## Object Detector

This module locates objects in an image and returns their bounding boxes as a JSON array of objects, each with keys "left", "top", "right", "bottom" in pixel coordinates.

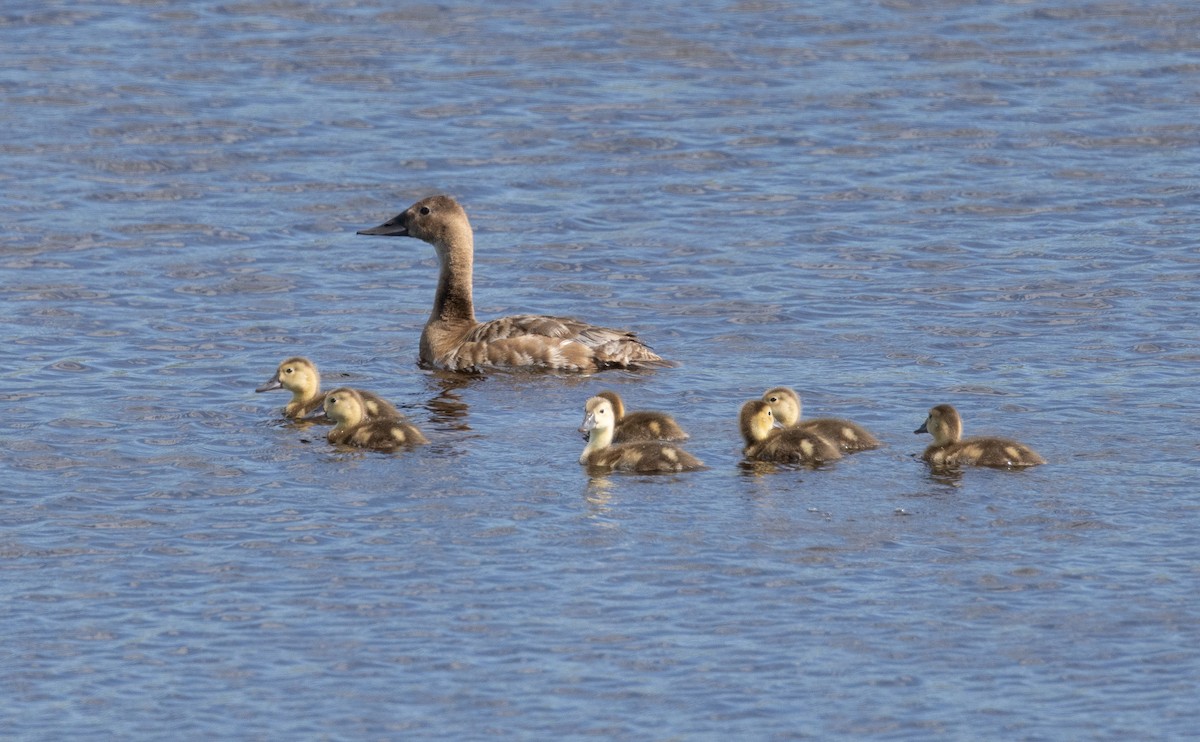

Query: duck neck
[
  {"left": 431, "top": 230, "right": 477, "bottom": 325},
  {"left": 580, "top": 425, "right": 615, "bottom": 464}
]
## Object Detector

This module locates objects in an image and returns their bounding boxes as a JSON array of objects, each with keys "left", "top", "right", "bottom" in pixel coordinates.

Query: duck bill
[
  {"left": 255, "top": 376, "right": 283, "bottom": 393},
  {"left": 357, "top": 214, "right": 408, "bottom": 236},
  {"left": 914, "top": 420, "right": 929, "bottom": 434}
]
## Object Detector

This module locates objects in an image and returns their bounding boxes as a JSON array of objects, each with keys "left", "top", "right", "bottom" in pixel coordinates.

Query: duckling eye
[
  {"left": 284, "top": 367, "right": 293, "bottom": 375},
  {"left": 419, "top": 206, "right": 431, "bottom": 215},
  {"left": 769, "top": 396, "right": 778, "bottom": 403}
]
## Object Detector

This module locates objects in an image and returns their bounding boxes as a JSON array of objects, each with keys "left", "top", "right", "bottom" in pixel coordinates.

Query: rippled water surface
[{"left": 3, "top": 1, "right": 1199, "bottom": 738}]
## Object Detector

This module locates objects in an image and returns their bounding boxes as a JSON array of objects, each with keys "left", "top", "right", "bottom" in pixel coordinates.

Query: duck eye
[
  {"left": 284, "top": 368, "right": 293, "bottom": 374},
  {"left": 419, "top": 206, "right": 431, "bottom": 215},
  {"left": 769, "top": 396, "right": 778, "bottom": 403}
]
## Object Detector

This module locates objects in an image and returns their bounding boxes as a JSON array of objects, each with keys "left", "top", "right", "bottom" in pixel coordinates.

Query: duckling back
[
  {"left": 745, "top": 428, "right": 842, "bottom": 466},
  {"left": 583, "top": 442, "right": 703, "bottom": 474},
  {"left": 596, "top": 390, "right": 690, "bottom": 443},
  {"left": 923, "top": 437, "right": 1045, "bottom": 469},
  {"left": 329, "top": 418, "right": 428, "bottom": 451},
  {"left": 797, "top": 418, "right": 880, "bottom": 453}
]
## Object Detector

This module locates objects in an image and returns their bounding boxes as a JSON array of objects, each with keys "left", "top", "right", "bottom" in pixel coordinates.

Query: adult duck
[{"left": 358, "top": 195, "right": 666, "bottom": 373}]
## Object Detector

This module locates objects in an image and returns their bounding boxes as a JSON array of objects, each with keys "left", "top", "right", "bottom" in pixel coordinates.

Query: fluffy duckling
[
  {"left": 358, "top": 195, "right": 666, "bottom": 373},
  {"left": 915, "top": 404, "right": 1045, "bottom": 468},
  {"left": 592, "top": 390, "right": 689, "bottom": 443},
  {"left": 761, "top": 386, "right": 880, "bottom": 453},
  {"left": 324, "top": 387, "right": 427, "bottom": 451},
  {"left": 579, "top": 396, "right": 703, "bottom": 474},
  {"left": 739, "top": 400, "right": 842, "bottom": 466},
  {"left": 256, "top": 357, "right": 401, "bottom": 420}
]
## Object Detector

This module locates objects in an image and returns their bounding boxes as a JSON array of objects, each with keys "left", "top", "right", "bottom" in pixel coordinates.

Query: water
[{"left": 3, "top": 0, "right": 1199, "bottom": 738}]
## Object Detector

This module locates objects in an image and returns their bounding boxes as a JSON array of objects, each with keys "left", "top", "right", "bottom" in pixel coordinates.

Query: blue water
[{"left": 3, "top": 1, "right": 1199, "bottom": 738}]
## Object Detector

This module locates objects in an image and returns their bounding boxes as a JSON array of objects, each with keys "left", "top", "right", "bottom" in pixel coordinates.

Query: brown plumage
[
  {"left": 323, "top": 387, "right": 427, "bottom": 451},
  {"left": 578, "top": 396, "right": 703, "bottom": 474},
  {"left": 739, "top": 400, "right": 841, "bottom": 466},
  {"left": 761, "top": 386, "right": 879, "bottom": 453},
  {"left": 915, "top": 404, "right": 1045, "bottom": 468},
  {"left": 358, "top": 195, "right": 667, "bottom": 373},
  {"left": 256, "top": 356, "right": 402, "bottom": 421},
  {"left": 591, "top": 390, "right": 689, "bottom": 443}
]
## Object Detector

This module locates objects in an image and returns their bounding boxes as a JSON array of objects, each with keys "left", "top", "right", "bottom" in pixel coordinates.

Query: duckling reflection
[{"left": 915, "top": 404, "right": 1045, "bottom": 469}]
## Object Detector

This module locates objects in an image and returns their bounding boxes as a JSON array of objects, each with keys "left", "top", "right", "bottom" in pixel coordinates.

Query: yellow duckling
[
  {"left": 256, "top": 357, "right": 401, "bottom": 420},
  {"left": 915, "top": 404, "right": 1045, "bottom": 468},
  {"left": 761, "top": 386, "right": 880, "bottom": 453},
  {"left": 592, "top": 390, "right": 689, "bottom": 443},
  {"left": 358, "top": 195, "right": 667, "bottom": 373},
  {"left": 739, "top": 400, "right": 842, "bottom": 466},
  {"left": 324, "top": 387, "right": 428, "bottom": 451},
  {"left": 579, "top": 396, "right": 703, "bottom": 474}
]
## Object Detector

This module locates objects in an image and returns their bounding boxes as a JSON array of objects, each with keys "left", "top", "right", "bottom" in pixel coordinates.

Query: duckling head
[
  {"left": 594, "top": 390, "right": 626, "bottom": 421},
  {"left": 257, "top": 357, "right": 319, "bottom": 398},
  {"left": 324, "top": 387, "right": 367, "bottom": 428},
  {"left": 357, "top": 195, "right": 470, "bottom": 250},
  {"left": 761, "top": 386, "right": 801, "bottom": 427},
  {"left": 739, "top": 400, "right": 779, "bottom": 445},
  {"left": 579, "top": 396, "right": 617, "bottom": 463},
  {"left": 580, "top": 396, "right": 617, "bottom": 435},
  {"left": 915, "top": 404, "right": 963, "bottom": 445}
]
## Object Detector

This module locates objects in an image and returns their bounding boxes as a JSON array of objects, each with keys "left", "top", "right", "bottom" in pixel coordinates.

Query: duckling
[
  {"left": 579, "top": 396, "right": 703, "bottom": 474},
  {"left": 915, "top": 404, "right": 1045, "bottom": 468},
  {"left": 358, "top": 195, "right": 667, "bottom": 373},
  {"left": 256, "top": 357, "right": 401, "bottom": 421},
  {"left": 591, "top": 390, "right": 690, "bottom": 443},
  {"left": 761, "top": 386, "right": 880, "bottom": 453},
  {"left": 324, "top": 387, "right": 427, "bottom": 451},
  {"left": 739, "top": 400, "right": 842, "bottom": 466}
]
